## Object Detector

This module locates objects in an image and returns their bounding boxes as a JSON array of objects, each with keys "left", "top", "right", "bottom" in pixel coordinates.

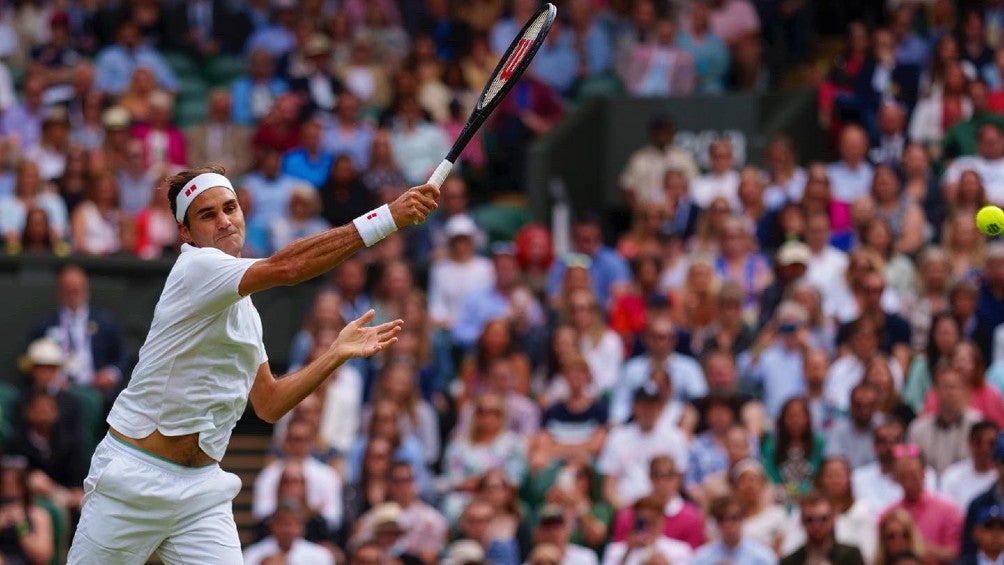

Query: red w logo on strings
[{"left": 501, "top": 38, "right": 532, "bottom": 80}]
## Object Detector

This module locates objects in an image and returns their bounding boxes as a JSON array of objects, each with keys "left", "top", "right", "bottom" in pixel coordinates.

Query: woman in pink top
[{"left": 922, "top": 340, "right": 1004, "bottom": 426}]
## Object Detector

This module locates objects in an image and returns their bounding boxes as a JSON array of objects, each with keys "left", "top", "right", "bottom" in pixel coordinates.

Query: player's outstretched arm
[
  {"left": 249, "top": 310, "right": 402, "bottom": 423},
  {"left": 238, "top": 184, "right": 440, "bottom": 296}
]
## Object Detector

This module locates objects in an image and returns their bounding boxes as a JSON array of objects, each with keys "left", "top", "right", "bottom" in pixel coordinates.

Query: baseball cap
[
  {"left": 444, "top": 214, "right": 479, "bottom": 239},
  {"left": 776, "top": 241, "right": 812, "bottom": 267},
  {"left": 563, "top": 252, "right": 592, "bottom": 270},
  {"left": 442, "top": 540, "right": 485, "bottom": 565},
  {"left": 369, "top": 502, "right": 405, "bottom": 533},
  {"left": 730, "top": 458, "right": 766, "bottom": 482},
  {"left": 978, "top": 505, "right": 1004, "bottom": 526},
  {"left": 23, "top": 338, "right": 64, "bottom": 368},
  {"left": 102, "top": 106, "right": 131, "bottom": 130}
]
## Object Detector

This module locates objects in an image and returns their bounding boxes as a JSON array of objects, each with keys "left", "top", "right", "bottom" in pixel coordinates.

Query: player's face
[{"left": 179, "top": 187, "right": 246, "bottom": 257}]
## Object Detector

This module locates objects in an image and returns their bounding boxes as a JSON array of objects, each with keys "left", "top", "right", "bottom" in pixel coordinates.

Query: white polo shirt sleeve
[{"left": 180, "top": 245, "right": 261, "bottom": 315}]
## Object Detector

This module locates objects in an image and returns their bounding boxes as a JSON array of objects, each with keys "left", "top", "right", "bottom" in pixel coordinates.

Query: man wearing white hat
[
  {"left": 427, "top": 213, "right": 495, "bottom": 329},
  {"left": 67, "top": 164, "right": 439, "bottom": 564}
]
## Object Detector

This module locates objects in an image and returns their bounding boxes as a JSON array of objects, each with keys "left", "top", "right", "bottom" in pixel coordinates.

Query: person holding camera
[
  {"left": 0, "top": 456, "right": 54, "bottom": 565},
  {"left": 600, "top": 495, "right": 693, "bottom": 565}
]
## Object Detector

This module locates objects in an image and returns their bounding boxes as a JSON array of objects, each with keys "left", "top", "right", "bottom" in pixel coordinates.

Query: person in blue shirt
[
  {"left": 231, "top": 48, "right": 290, "bottom": 126},
  {"left": 531, "top": 19, "right": 579, "bottom": 96},
  {"left": 93, "top": 20, "right": 178, "bottom": 96},
  {"left": 546, "top": 213, "right": 631, "bottom": 308},
  {"left": 241, "top": 147, "right": 299, "bottom": 226},
  {"left": 676, "top": 2, "right": 729, "bottom": 95},
  {"left": 693, "top": 496, "right": 778, "bottom": 565},
  {"left": 282, "top": 117, "right": 334, "bottom": 189}
]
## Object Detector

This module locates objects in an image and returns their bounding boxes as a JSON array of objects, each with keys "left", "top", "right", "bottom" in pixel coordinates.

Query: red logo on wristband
[{"left": 366, "top": 212, "right": 377, "bottom": 220}]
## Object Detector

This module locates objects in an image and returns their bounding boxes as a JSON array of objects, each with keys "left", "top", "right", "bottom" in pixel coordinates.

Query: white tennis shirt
[{"left": 108, "top": 243, "right": 267, "bottom": 461}]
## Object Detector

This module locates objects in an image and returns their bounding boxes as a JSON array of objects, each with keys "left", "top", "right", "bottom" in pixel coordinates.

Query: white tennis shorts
[{"left": 67, "top": 433, "right": 244, "bottom": 564}]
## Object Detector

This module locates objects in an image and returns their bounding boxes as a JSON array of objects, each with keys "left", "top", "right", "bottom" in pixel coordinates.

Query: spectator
[
  {"left": 0, "top": 160, "right": 68, "bottom": 247},
  {"left": 980, "top": 242, "right": 1004, "bottom": 339},
  {"left": 692, "top": 138, "right": 741, "bottom": 209},
  {"left": 944, "top": 79, "right": 1004, "bottom": 160},
  {"left": 909, "top": 61, "right": 973, "bottom": 151},
  {"left": 253, "top": 92, "right": 302, "bottom": 152},
  {"left": 363, "top": 360, "right": 440, "bottom": 466},
  {"left": 529, "top": 355, "right": 608, "bottom": 469},
  {"left": 619, "top": 116, "right": 699, "bottom": 212},
  {"left": 457, "top": 498, "right": 519, "bottom": 565},
  {"left": 117, "top": 67, "right": 164, "bottom": 125},
  {"left": 714, "top": 215, "right": 772, "bottom": 315},
  {"left": 25, "top": 106, "right": 70, "bottom": 182},
  {"left": 347, "top": 398, "right": 429, "bottom": 499},
  {"left": 336, "top": 39, "right": 394, "bottom": 110},
  {"left": 114, "top": 139, "right": 160, "bottom": 218},
  {"left": 389, "top": 96, "right": 450, "bottom": 186},
  {"left": 14, "top": 207, "right": 67, "bottom": 256},
  {"left": 288, "top": 34, "right": 344, "bottom": 116},
  {"left": 601, "top": 494, "right": 694, "bottom": 565},
  {"left": 943, "top": 123, "right": 1004, "bottom": 204},
  {"left": 282, "top": 116, "right": 334, "bottom": 189},
  {"left": 93, "top": 20, "right": 178, "bottom": 96},
  {"left": 852, "top": 420, "right": 938, "bottom": 512},
  {"left": 870, "top": 102, "right": 908, "bottom": 167},
  {"left": 864, "top": 357, "right": 916, "bottom": 429},
  {"left": 901, "top": 248, "right": 953, "bottom": 354},
  {"left": 677, "top": 2, "right": 729, "bottom": 95},
  {"left": 69, "top": 172, "right": 126, "bottom": 256},
  {"left": 132, "top": 173, "right": 179, "bottom": 259},
  {"left": 251, "top": 460, "right": 331, "bottom": 545},
  {"left": 827, "top": 124, "right": 873, "bottom": 205},
  {"left": 757, "top": 240, "right": 811, "bottom": 328},
  {"left": 763, "top": 396, "right": 825, "bottom": 499},
  {"left": 610, "top": 315, "right": 706, "bottom": 424},
  {"left": 875, "top": 509, "right": 927, "bottom": 565},
  {"left": 693, "top": 495, "right": 776, "bottom": 565},
  {"left": 1, "top": 73, "right": 45, "bottom": 152},
  {"left": 320, "top": 154, "right": 373, "bottom": 229},
  {"left": 486, "top": 74, "right": 563, "bottom": 191},
  {"left": 729, "top": 458, "right": 788, "bottom": 554},
  {"left": 0, "top": 456, "right": 54, "bottom": 565},
  {"left": 348, "top": 540, "right": 392, "bottom": 565},
  {"left": 242, "top": 146, "right": 298, "bottom": 227},
  {"left": 941, "top": 421, "right": 1000, "bottom": 512},
  {"left": 131, "top": 91, "right": 187, "bottom": 169},
  {"left": 693, "top": 282, "right": 756, "bottom": 358},
  {"left": 456, "top": 320, "right": 533, "bottom": 410},
  {"left": 598, "top": 385, "right": 689, "bottom": 508},
  {"left": 922, "top": 341, "right": 1004, "bottom": 427},
  {"left": 243, "top": 1, "right": 298, "bottom": 59},
  {"left": 531, "top": 504, "right": 600, "bottom": 565},
  {"left": 340, "top": 437, "right": 393, "bottom": 536},
  {"left": 707, "top": 0, "right": 760, "bottom": 47},
  {"left": 360, "top": 129, "right": 407, "bottom": 197},
  {"left": 868, "top": 167, "right": 928, "bottom": 258},
  {"left": 780, "top": 491, "right": 865, "bottom": 565},
  {"left": 243, "top": 500, "right": 334, "bottom": 565},
  {"left": 427, "top": 214, "right": 494, "bottom": 329},
  {"left": 883, "top": 444, "right": 964, "bottom": 563},
  {"left": 163, "top": 0, "right": 251, "bottom": 58},
  {"left": 231, "top": 48, "right": 289, "bottom": 126},
  {"left": 268, "top": 184, "right": 331, "bottom": 255},
  {"left": 385, "top": 461, "right": 448, "bottom": 563},
  {"left": 252, "top": 420, "right": 344, "bottom": 535},
  {"left": 322, "top": 92, "right": 375, "bottom": 171},
  {"left": 30, "top": 264, "right": 126, "bottom": 395},
  {"left": 958, "top": 504, "right": 1004, "bottom": 565},
  {"left": 826, "top": 318, "right": 901, "bottom": 414},
  {"left": 185, "top": 89, "right": 254, "bottom": 177},
  {"left": 738, "top": 300, "right": 810, "bottom": 420},
  {"left": 825, "top": 383, "right": 880, "bottom": 469},
  {"left": 621, "top": 18, "right": 695, "bottom": 98},
  {"left": 809, "top": 457, "right": 877, "bottom": 559},
  {"left": 907, "top": 365, "right": 981, "bottom": 475},
  {"left": 531, "top": 19, "right": 578, "bottom": 97},
  {"left": 611, "top": 456, "right": 704, "bottom": 550}
]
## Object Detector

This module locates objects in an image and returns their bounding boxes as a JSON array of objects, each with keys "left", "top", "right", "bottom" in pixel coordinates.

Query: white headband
[{"left": 175, "top": 172, "right": 235, "bottom": 222}]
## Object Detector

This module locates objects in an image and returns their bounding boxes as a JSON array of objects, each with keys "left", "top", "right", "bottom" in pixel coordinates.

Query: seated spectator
[
  {"left": 384, "top": 461, "right": 448, "bottom": 563},
  {"left": 389, "top": 96, "right": 449, "bottom": 186},
  {"left": 25, "top": 106, "right": 70, "bottom": 182},
  {"left": 864, "top": 357, "right": 916, "bottom": 429},
  {"left": 611, "top": 456, "right": 704, "bottom": 550},
  {"left": 0, "top": 73, "right": 45, "bottom": 152},
  {"left": 347, "top": 539, "right": 392, "bottom": 565},
  {"left": 336, "top": 39, "right": 393, "bottom": 109},
  {"left": 320, "top": 154, "right": 374, "bottom": 229},
  {"left": 70, "top": 172, "right": 126, "bottom": 256},
  {"left": 243, "top": 500, "right": 334, "bottom": 565},
  {"left": 115, "top": 140, "right": 160, "bottom": 219},
  {"left": 883, "top": 444, "right": 964, "bottom": 563},
  {"left": 907, "top": 366, "right": 982, "bottom": 475},
  {"left": 868, "top": 168, "right": 929, "bottom": 260},
  {"left": 714, "top": 215, "right": 772, "bottom": 316},
  {"left": 531, "top": 503, "right": 600, "bottom": 565},
  {"left": 117, "top": 66, "right": 164, "bottom": 125},
  {"left": 693, "top": 495, "right": 776, "bottom": 565},
  {"left": 340, "top": 437, "right": 393, "bottom": 540},
  {"left": 531, "top": 19, "right": 578, "bottom": 97},
  {"left": 282, "top": 116, "right": 334, "bottom": 189},
  {"left": 729, "top": 458, "right": 788, "bottom": 554},
  {"left": 618, "top": 116, "right": 699, "bottom": 213},
  {"left": 456, "top": 497, "right": 519, "bottom": 565},
  {"left": 242, "top": 146, "right": 299, "bottom": 227},
  {"left": 686, "top": 393, "right": 754, "bottom": 500},
  {"left": 289, "top": 34, "right": 344, "bottom": 115},
  {"left": 0, "top": 456, "right": 54, "bottom": 565},
  {"left": 29, "top": 264, "right": 126, "bottom": 396},
  {"left": 826, "top": 321, "right": 901, "bottom": 415},
  {"left": 524, "top": 458, "right": 610, "bottom": 554},
  {"left": 692, "top": 138, "right": 741, "bottom": 210},
  {"left": 456, "top": 322, "right": 533, "bottom": 411},
  {"left": 529, "top": 355, "right": 608, "bottom": 470},
  {"left": 348, "top": 398, "right": 428, "bottom": 497},
  {"left": 621, "top": 18, "right": 695, "bottom": 97},
  {"left": 941, "top": 421, "right": 1000, "bottom": 512},
  {"left": 688, "top": 424, "right": 757, "bottom": 509},
  {"left": 252, "top": 459, "right": 331, "bottom": 545},
  {"left": 870, "top": 101, "right": 908, "bottom": 168},
  {"left": 677, "top": 1, "right": 729, "bottom": 95},
  {"left": 922, "top": 341, "right": 1004, "bottom": 427},
  {"left": 693, "top": 282, "right": 756, "bottom": 359},
  {"left": 943, "top": 79, "right": 1004, "bottom": 161},
  {"left": 231, "top": 48, "right": 289, "bottom": 126},
  {"left": 267, "top": 183, "right": 330, "bottom": 255},
  {"left": 909, "top": 61, "right": 972, "bottom": 152},
  {"left": 781, "top": 491, "right": 865, "bottom": 565},
  {"left": 852, "top": 420, "right": 937, "bottom": 512},
  {"left": 441, "top": 392, "right": 526, "bottom": 520},
  {"left": 738, "top": 301, "right": 810, "bottom": 420},
  {"left": 253, "top": 420, "right": 344, "bottom": 536},
  {"left": 602, "top": 494, "right": 693, "bottom": 565},
  {"left": 900, "top": 248, "right": 953, "bottom": 354},
  {"left": 763, "top": 396, "right": 825, "bottom": 500},
  {"left": 959, "top": 504, "right": 1004, "bottom": 565},
  {"left": 836, "top": 269, "right": 913, "bottom": 375},
  {"left": 611, "top": 316, "right": 706, "bottom": 424},
  {"left": 322, "top": 92, "right": 375, "bottom": 171},
  {"left": 0, "top": 160, "right": 68, "bottom": 248},
  {"left": 130, "top": 91, "right": 187, "bottom": 169},
  {"left": 597, "top": 385, "right": 689, "bottom": 508},
  {"left": 904, "top": 312, "right": 962, "bottom": 412},
  {"left": 805, "top": 457, "right": 877, "bottom": 559},
  {"left": 184, "top": 90, "right": 254, "bottom": 178},
  {"left": 942, "top": 123, "right": 1004, "bottom": 204},
  {"left": 826, "top": 124, "right": 873, "bottom": 205},
  {"left": 13, "top": 207, "right": 67, "bottom": 256},
  {"left": 93, "top": 20, "right": 178, "bottom": 96},
  {"left": 253, "top": 93, "right": 303, "bottom": 153},
  {"left": 825, "top": 383, "right": 879, "bottom": 469},
  {"left": 362, "top": 360, "right": 440, "bottom": 466},
  {"left": 875, "top": 509, "right": 927, "bottom": 565}
]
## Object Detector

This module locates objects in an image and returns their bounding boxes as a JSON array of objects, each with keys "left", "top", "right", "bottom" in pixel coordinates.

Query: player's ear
[{"left": 177, "top": 222, "right": 193, "bottom": 245}]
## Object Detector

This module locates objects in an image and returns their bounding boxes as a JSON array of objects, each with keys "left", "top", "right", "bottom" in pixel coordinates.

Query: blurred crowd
[{"left": 8, "top": 1, "right": 1004, "bottom": 565}]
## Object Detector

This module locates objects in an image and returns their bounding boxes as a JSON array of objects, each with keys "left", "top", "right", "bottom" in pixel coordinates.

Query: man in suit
[
  {"left": 185, "top": 89, "right": 254, "bottom": 177},
  {"left": 781, "top": 491, "right": 865, "bottom": 565},
  {"left": 288, "top": 34, "right": 344, "bottom": 116},
  {"left": 957, "top": 505, "right": 1004, "bottom": 565},
  {"left": 162, "top": 0, "right": 252, "bottom": 57},
  {"left": 29, "top": 264, "right": 127, "bottom": 398}
]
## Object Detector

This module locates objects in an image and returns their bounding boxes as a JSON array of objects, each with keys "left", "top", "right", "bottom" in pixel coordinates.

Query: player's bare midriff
[{"left": 110, "top": 427, "right": 217, "bottom": 467}]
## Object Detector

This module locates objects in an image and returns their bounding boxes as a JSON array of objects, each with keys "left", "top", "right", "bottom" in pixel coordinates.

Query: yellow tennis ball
[{"left": 977, "top": 205, "right": 1004, "bottom": 236}]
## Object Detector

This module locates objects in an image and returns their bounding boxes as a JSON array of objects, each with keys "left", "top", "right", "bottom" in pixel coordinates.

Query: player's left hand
[{"left": 333, "top": 310, "right": 402, "bottom": 360}]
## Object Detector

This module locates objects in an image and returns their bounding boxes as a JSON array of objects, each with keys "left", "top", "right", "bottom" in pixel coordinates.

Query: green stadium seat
[
  {"left": 576, "top": 72, "right": 623, "bottom": 101},
  {"left": 162, "top": 52, "right": 198, "bottom": 78},
  {"left": 0, "top": 379, "right": 18, "bottom": 446},
  {"left": 204, "top": 55, "right": 247, "bottom": 88},
  {"left": 66, "top": 384, "right": 105, "bottom": 464},
  {"left": 470, "top": 201, "right": 532, "bottom": 245},
  {"left": 36, "top": 496, "right": 68, "bottom": 565}
]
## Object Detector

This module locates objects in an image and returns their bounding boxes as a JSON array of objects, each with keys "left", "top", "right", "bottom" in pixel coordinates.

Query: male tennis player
[{"left": 67, "top": 165, "right": 439, "bottom": 563}]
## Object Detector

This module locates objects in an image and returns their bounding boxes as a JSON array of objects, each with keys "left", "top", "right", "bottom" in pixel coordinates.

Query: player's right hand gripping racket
[{"left": 426, "top": 3, "right": 557, "bottom": 189}]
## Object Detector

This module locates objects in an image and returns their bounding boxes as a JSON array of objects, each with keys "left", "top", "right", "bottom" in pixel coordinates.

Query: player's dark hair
[{"left": 166, "top": 164, "right": 228, "bottom": 227}]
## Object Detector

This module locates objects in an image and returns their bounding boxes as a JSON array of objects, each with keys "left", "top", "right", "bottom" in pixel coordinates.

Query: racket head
[{"left": 444, "top": 3, "right": 557, "bottom": 162}]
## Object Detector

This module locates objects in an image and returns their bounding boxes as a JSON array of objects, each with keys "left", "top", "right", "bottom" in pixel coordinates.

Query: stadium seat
[
  {"left": 470, "top": 200, "right": 532, "bottom": 245},
  {"left": 36, "top": 495, "right": 68, "bottom": 565},
  {"left": 204, "top": 55, "right": 247, "bottom": 88}
]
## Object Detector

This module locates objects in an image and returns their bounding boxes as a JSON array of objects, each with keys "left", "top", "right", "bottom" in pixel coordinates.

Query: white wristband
[{"left": 353, "top": 204, "right": 397, "bottom": 247}]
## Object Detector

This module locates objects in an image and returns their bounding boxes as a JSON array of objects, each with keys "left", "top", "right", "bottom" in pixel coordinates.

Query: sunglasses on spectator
[{"left": 802, "top": 514, "right": 830, "bottom": 525}]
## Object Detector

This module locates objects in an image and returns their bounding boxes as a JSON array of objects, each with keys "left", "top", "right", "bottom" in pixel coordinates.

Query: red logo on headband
[{"left": 185, "top": 184, "right": 198, "bottom": 197}]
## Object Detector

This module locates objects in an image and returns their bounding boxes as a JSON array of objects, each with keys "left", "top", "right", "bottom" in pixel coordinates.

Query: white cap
[
  {"left": 444, "top": 214, "right": 479, "bottom": 239},
  {"left": 25, "top": 338, "right": 64, "bottom": 367},
  {"left": 777, "top": 241, "right": 812, "bottom": 267},
  {"left": 443, "top": 540, "right": 485, "bottom": 565}
]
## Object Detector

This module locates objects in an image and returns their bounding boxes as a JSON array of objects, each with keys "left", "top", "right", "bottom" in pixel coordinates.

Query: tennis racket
[{"left": 426, "top": 3, "right": 558, "bottom": 189}]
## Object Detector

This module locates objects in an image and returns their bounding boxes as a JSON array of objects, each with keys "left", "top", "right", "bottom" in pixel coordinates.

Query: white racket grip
[{"left": 428, "top": 159, "right": 454, "bottom": 189}]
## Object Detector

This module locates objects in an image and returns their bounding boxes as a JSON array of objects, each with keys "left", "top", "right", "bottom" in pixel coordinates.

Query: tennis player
[{"left": 66, "top": 165, "right": 439, "bottom": 563}]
